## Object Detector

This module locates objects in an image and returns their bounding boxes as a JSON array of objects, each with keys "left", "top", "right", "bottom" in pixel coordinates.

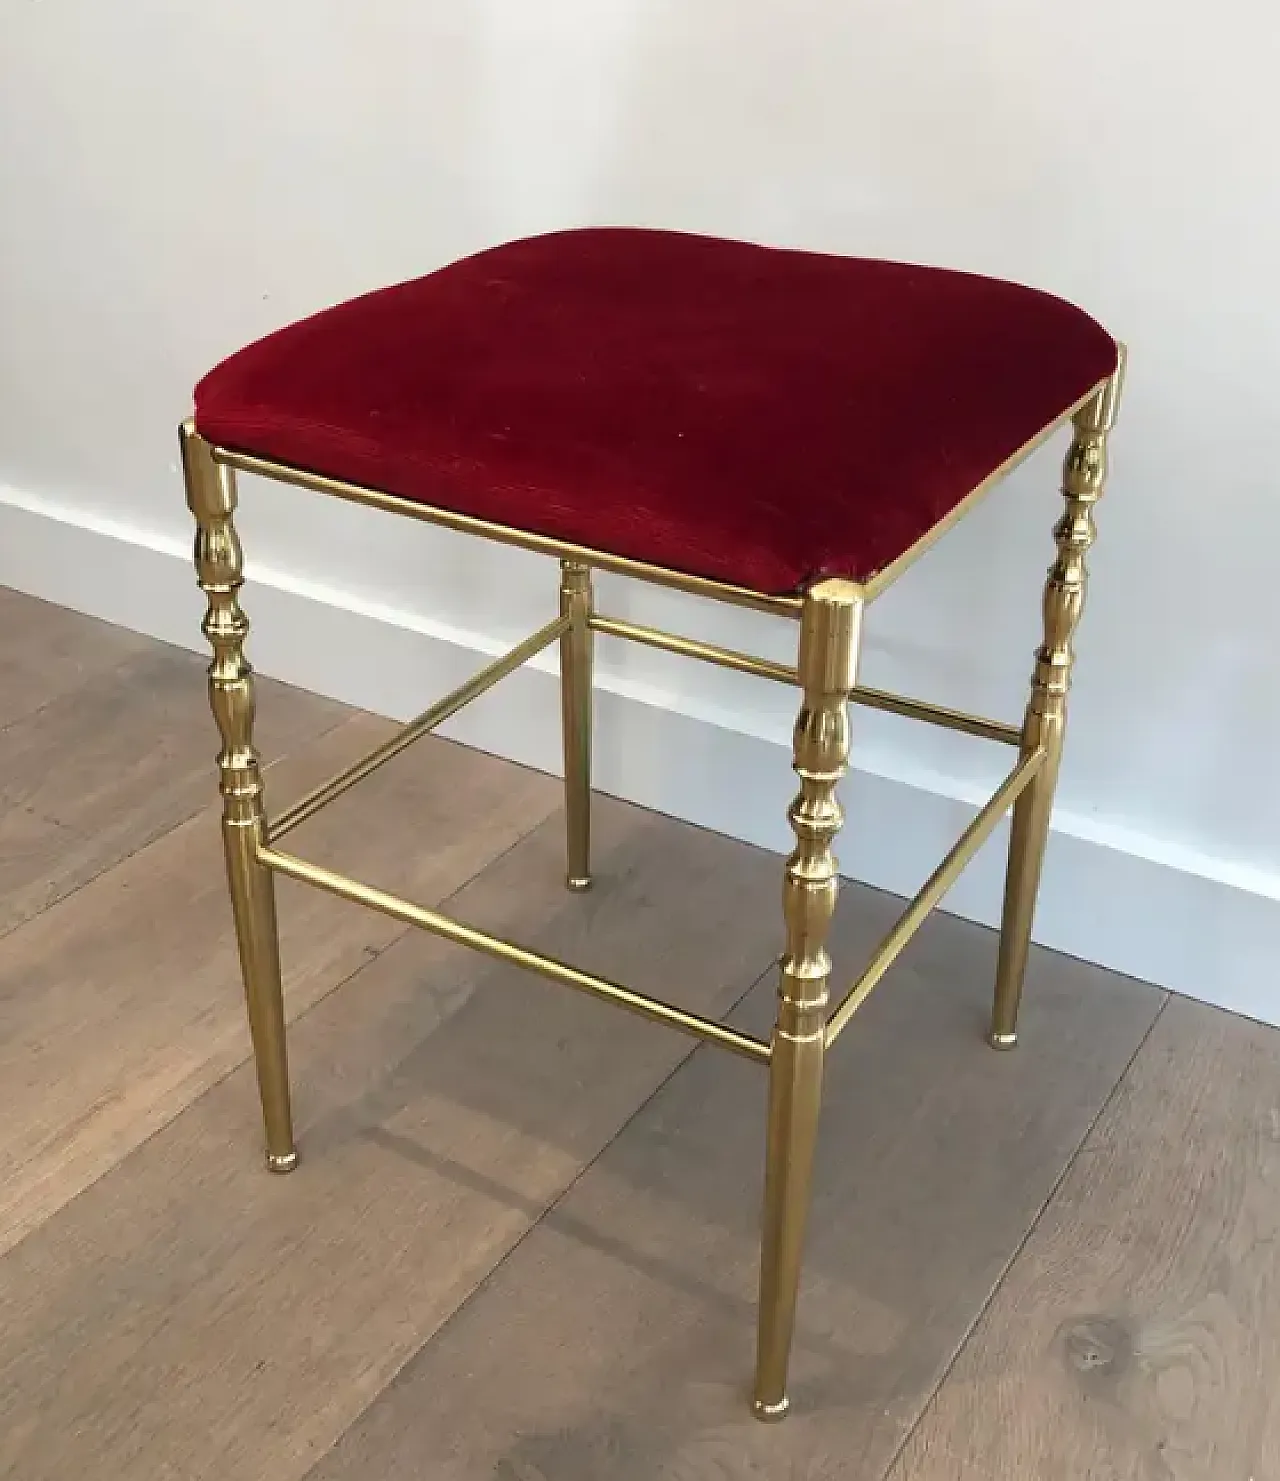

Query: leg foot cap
[
  {"left": 266, "top": 1149, "right": 299, "bottom": 1174},
  {"left": 988, "top": 1031, "right": 1018, "bottom": 1051},
  {"left": 752, "top": 1396, "right": 790, "bottom": 1423},
  {"left": 566, "top": 875, "right": 592, "bottom": 893}
]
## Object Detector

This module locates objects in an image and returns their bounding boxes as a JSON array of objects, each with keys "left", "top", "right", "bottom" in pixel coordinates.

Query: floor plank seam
[
  {"left": 0, "top": 931, "right": 404, "bottom": 1260},
  {"left": 295, "top": 952, "right": 784, "bottom": 1481},
  {"left": 0, "top": 704, "right": 354, "bottom": 953},
  {"left": 0, "top": 763, "right": 552, "bottom": 1257},
  {"left": 878, "top": 989, "right": 1173, "bottom": 1481},
  {"left": 0, "top": 642, "right": 155, "bottom": 741}
]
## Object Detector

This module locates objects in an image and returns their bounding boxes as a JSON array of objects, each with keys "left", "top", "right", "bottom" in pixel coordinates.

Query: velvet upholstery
[{"left": 194, "top": 228, "right": 1118, "bottom": 595}]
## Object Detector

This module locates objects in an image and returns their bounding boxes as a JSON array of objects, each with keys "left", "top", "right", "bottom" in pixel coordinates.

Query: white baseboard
[{"left": 4, "top": 484, "right": 1278, "bottom": 1025}]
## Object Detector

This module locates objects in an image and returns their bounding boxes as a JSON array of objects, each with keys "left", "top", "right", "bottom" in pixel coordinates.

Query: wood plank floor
[{"left": 0, "top": 588, "right": 1273, "bottom": 1481}]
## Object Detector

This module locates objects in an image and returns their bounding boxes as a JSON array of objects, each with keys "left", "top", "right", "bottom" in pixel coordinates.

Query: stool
[{"left": 180, "top": 227, "right": 1123, "bottom": 1420}]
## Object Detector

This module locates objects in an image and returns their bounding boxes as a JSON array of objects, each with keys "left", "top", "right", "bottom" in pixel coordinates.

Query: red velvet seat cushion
[{"left": 195, "top": 228, "right": 1117, "bottom": 595}]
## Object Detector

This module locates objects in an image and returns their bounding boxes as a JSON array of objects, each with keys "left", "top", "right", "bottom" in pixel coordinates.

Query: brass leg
[
  {"left": 180, "top": 421, "right": 297, "bottom": 1173},
  {"left": 753, "top": 578, "right": 862, "bottom": 1421},
  {"left": 559, "top": 560, "right": 593, "bottom": 891},
  {"left": 990, "top": 354, "right": 1126, "bottom": 1049}
]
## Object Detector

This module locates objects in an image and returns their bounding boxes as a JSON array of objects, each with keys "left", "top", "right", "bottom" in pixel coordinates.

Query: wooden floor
[{"left": 2, "top": 587, "right": 1276, "bottom": 1481}]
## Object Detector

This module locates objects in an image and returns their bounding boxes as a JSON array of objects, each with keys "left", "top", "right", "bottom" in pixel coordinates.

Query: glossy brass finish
[
  {"left": 754, "top": 578, "right": 862, "bottom": 1421},
  {"left": 270, "top": 615, "right": 570, "bottom": 843},
  {"left": 852, "top": 686, "right": 1021, "bottom": 747},
  {"left": 859, "top": 378, "right": 1111, "bottom": 601},
  {"left": 825, "top": 746, "right": 1047, "bottom": 1048},
  {"left": 179, "top": 421, "right": 297, "bottom": 1173},
  {"left": 590, "top": 613, "right": 799, "bottom": 685},
  {"left": 560, "top": 562, "right": 593, "bottom": 890},
  {"left": 214, "top": 446, "right": 805, "bottom": 618},
  {"left": 257, "top": 844, "right": 771, "bottom": 1063},
  {"left": 990, "top": 350, "right": 1126, "bottom": 1048},
  {"left": 189, "top": 356, "right": 1121, "bottom": 1420},
  {"left": 590, "top": 613, "right": 1019, "bottom": 745}
]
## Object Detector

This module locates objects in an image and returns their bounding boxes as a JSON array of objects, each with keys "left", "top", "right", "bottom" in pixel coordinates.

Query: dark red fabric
[{"left": 195, "top": 228, "right": 1117, "bottom": 594}]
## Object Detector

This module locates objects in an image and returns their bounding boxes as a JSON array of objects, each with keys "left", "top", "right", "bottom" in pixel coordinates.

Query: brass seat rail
[{"left": 256, "top": 843, "right": 773, "bottom": 1064}]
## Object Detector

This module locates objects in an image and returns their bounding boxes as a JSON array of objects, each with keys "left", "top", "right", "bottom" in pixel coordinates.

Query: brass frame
[{"left": 178, "top": 350, "right": 1123, "bottom": 1422}]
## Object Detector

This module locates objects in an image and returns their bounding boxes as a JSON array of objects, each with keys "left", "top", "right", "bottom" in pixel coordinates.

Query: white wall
[{"left": 3, "top": 3, "right": 1278, "bottom": 1017}]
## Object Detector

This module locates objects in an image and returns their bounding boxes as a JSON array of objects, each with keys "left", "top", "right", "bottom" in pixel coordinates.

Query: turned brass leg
[
  {"left": 560, "top": 560, "right": 593, "bottom": 891},
  {"left": 990, "top": 354, "right": 1126, "bottom": 1049},
  {"left": 753, "top": 578, "right": 862, "bottom": 1421},
  {"left": 180, "top": 421, "right": 297, "bottom": 1173}
]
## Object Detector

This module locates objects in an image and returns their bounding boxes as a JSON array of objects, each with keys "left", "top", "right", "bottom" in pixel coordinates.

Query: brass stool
[{"left": 180, "top": 227, "right": 1123, "bottom": 1420}]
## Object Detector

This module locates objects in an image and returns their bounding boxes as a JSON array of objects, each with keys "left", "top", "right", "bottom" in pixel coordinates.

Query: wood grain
[
  {"left": 887, "top": 995, "right": 1280, "bottom": 1481},
  {"left": 303, "top": 886, "right": 1164, "bottom": 1481},
  {"left": 0, "top": 714, "right": 557, "bottom": 1253},
  {"left": 0, "top": 641, "right": 345, "bottom": 937},
  {"left": 887, "top": 1430, "right": 997, "bottom": 1481},
  {"left": 0, "top": 588, "right": 150, "bottom": 727},
  {"left": 0, "top": 800, "right": 788, "bottom": 1481}
]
